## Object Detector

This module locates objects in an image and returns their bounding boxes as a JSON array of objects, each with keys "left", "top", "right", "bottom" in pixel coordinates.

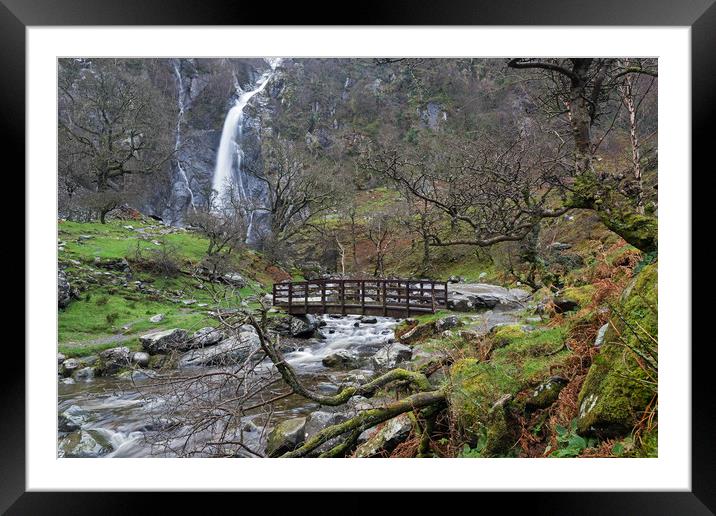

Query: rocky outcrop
[
  {"left": 58, "top": 270, "right": 75, "bottom": 308},
  {"left": 266, "top": 417, "right": 307, "bottom": 457},
  {"left": 179, "top": 326, "right": 259, "bottom": 368},
  {"left": 140, "top": 328, "right": 189, "bottom": 354},
  {"left": 576, "top": 264, "right": 657, "bottom": 438},
  {"left": 448, "top": 283, "right": 531, "bottom": 312}
]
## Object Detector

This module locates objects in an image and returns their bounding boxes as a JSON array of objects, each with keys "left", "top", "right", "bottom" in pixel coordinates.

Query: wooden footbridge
[{"left": 272, "top": 279, "right": 449, "bottom": 317}]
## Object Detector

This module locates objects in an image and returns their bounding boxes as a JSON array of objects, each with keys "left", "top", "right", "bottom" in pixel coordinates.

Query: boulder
[
  {"left": 149, "top": 314, "right": 164, "bottom": 323},
  {"left": 322, "top": 351, "right": 360, "bottom": 369},
  {"left": 371, "top": 343, "right": 413, "bottom": 370},
  {"left": 130, "top": 351, "right": 150, "bottom": 367},
  {"left": 525, "top": 377, "right": 568, "bottom": 410},
  {"left": 576, "top": 264, "right": 657, "bottom": 438},
  {"left": 222, "top": 272, "right": 247, "bottom": 288},
  {"left": 57, "top": 353, "right": 66, "bottom": 364},
  {"left": 447, "top": 283, "right": 530, "bottom": 312},
  {"left": 303, "top": 411, "right": 350, "bottom": 456},
  {"left": 353, "top": 414, "right": 413, "bottom": 457},
  {"left": 73, "top": 367, "right": 95, "bottom": 381},
  {"left": 98, "top": 346, "right": 131, "bottom": 375},
  {"left": 266, "top": 417, "right": 307, "bottom": 457},
  {"left": 140, "top": 328, "right": 189, "bottom": 354},
  {"left": 58, "top": 270, "right": 73, "bottom": 308},
  {"left": 291, "top": 315, "right": 319, "bottom": 338},
  {"left": 435, "top": 315, "right": 460, "bottom": 332},
  {"left": 360, "top": 316, "right": 378, "bottom": 324},
  {"left": 58, "top": 429, "right": 112, "bottom": 458},
  {"left": 179, "top": 327, "right": 259, "bottom": 368},
  {"left": 61, "top": 358, "right": 80, "bottom": 377},
  {"left": 552, "top": 297, "right": 579, "bottom": 313},
  {"left": 192, "top": 327, "right": 224, "bottom": 347}
]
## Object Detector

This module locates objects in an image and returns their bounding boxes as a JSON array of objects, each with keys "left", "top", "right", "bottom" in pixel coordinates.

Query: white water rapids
[{"left": 57, "top": 314, "right": 399, "bottom": 458}]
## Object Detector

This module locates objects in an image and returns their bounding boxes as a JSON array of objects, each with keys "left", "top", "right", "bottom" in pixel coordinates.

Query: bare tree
[
  {"left": 506, "top": 58, "right": 658, "bottom": 251},
  {"left": 251, "top": 139, "right": 337, "bottom": 258},
  {"left": 58, "top": 59, "right": 174, "bottom": 223},
  {"left": 366, "top": 208, "right": 399, "bottom": 277},
  {"left": 364, "top": 132, "right": 569, "bottom": 251}
]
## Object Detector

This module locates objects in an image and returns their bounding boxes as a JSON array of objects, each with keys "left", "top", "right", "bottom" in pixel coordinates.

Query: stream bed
[{"left": 58, "top": 315, "right": 402, "bottom": 458}]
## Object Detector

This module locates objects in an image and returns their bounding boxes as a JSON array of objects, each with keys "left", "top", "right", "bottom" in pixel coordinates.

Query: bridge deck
[{"left": 272, "top": 279, "right": 448, "bottom": 317}]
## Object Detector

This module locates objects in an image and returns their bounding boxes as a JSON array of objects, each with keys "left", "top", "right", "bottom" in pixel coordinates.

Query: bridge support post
[
  {"left": 321, "top": 281, "right": 326, "bottom": 313},
  {"left": 405, "top": 281, "right": 411, "bottom": 317},
  {"left": 288, "top": 282, "right": 293, "bottom": 314},
  {"left": 361, "top": 280, "right": 366, "bottom": 315},
  {"left": 341, "top": 280, "right": 346, "bottom": 316}
]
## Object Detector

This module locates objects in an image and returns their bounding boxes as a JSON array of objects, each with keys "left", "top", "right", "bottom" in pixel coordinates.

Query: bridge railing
[{"left": 272, "top": 279, "right": 448, "bottom": 317}]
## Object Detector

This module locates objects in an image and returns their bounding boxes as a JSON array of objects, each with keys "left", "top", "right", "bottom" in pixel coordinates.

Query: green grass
[
  {"left": 58, "top": 283, "right": 217, "bottom": 344},
  {"left": 59, "top": 220, "right": 211, "bottom": 263}
]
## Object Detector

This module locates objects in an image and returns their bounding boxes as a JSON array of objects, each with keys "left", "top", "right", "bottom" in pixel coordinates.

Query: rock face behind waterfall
[{"left": 150, "top": 58, "right": 279, "bottom": 224}]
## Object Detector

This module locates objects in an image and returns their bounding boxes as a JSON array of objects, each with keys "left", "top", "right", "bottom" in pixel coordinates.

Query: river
[{"left": 58, "top": 314, "right": 401, "bottom": 458}]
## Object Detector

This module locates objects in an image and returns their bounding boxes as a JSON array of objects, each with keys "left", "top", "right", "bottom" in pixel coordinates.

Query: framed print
[{"left": 7, "top": 0, "right": 711, "bottom": 512}]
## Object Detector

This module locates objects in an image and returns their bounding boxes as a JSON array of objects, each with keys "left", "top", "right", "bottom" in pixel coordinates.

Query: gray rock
[
  {"left": 435, "top": 315, "right": 460, "bottom": 332},
  {"left": 58, "top": 430, "right": 112, "bottom": 458},
  {"left": 149, "top": 314, "right": 164, "bottom": 323},
  {"left": 447, "top": 283, "right": 531, "bottom": 312},
  {"left": 57, "top": 353, "right": 66, "bottom": 364},
  {"left": 179, "top": 327, "right": 259, "bottom": 368},
  {"left": 290, "top": 315, "right": 319, "bottom": 338},
  {"left": 98, "top": 346, "right": 131, "bottom": 374},
  {"left": 322, "top": 351, "right": 360, "bottom": 369},
  {"left": 594, "top": 323, "right": 609, "bottom": 348},
  {"left": 73, "top": 367, "right": 95, "bottom": 381},
  {"left": 130, "top": 351, "right": 150, "bottom": 367},
  {"left": 61, "top": 358, "right": 80, "bottom": 377},
  {"left": 303, "top": 411, "right": 349, "bottom": 456},
  {"left": 371, "top": 343, "right": 412, "bottom": 370},
  {"left": 192, "top": 327, "right": 224, "bottom": 347},
  {"left": 58, "top": 270, "right": 73, "bottom": 308},
  {"left": 222, "top": 272, "right": 247, "bottom": 288},
  {"left": 140, "top": 328, "right": 189, "bottom": 354},
  {"left": 266, "top": 417, "right": 307, "bottom": 457},
  {"left": 354, "top": 414, "right": 413, "bottom": 457},
  {"left": 360, "top": 316, "right": 378, "bottom": 324},
  {"left": 548, "top": 242, "right": 573, "bottom": 251}
]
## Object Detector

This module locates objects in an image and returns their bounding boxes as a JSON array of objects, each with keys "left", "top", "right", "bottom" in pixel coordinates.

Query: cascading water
[
  {"left": 164, "top": 59, "right": 195, "bottom": 223},
  {"left": 212, "top": 58, "right": 282, "bottom": 242},
  {"left": 57, "top": 314, "right": 400, "bottom": 458}
]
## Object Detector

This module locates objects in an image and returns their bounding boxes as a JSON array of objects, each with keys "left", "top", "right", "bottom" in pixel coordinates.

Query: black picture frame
[{"left": 7, "top": 0, "right": 710, "bottom": 512}]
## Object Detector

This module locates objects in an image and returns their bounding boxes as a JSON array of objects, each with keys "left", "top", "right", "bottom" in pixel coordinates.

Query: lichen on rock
[{"left": 576, "top": 263, "right": 657, "bottom": 438}]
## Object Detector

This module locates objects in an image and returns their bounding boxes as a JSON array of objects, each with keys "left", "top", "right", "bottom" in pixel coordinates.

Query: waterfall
[
  {"left": 167, "top": 59, "right": 194, "bottom": 221},
  {"left": 212, "top": 59, "right": 281, "bottom": 242}
]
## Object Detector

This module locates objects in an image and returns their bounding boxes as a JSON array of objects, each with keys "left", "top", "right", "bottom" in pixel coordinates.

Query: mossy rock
[
  {"left": 449, "top": 326, "right": 572, "bottom": 456},
  {"left": 561, "top": 284, "right": 596, "bottom": 308},
  {"left": 490, "top": 324, "right": 527, "bottom": 348},
  {"left": 576, "top": 263, "right": 657, "bottom": 438},
  {"left": 448, "top": 358, "right": 518, "bottom": 456}
]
